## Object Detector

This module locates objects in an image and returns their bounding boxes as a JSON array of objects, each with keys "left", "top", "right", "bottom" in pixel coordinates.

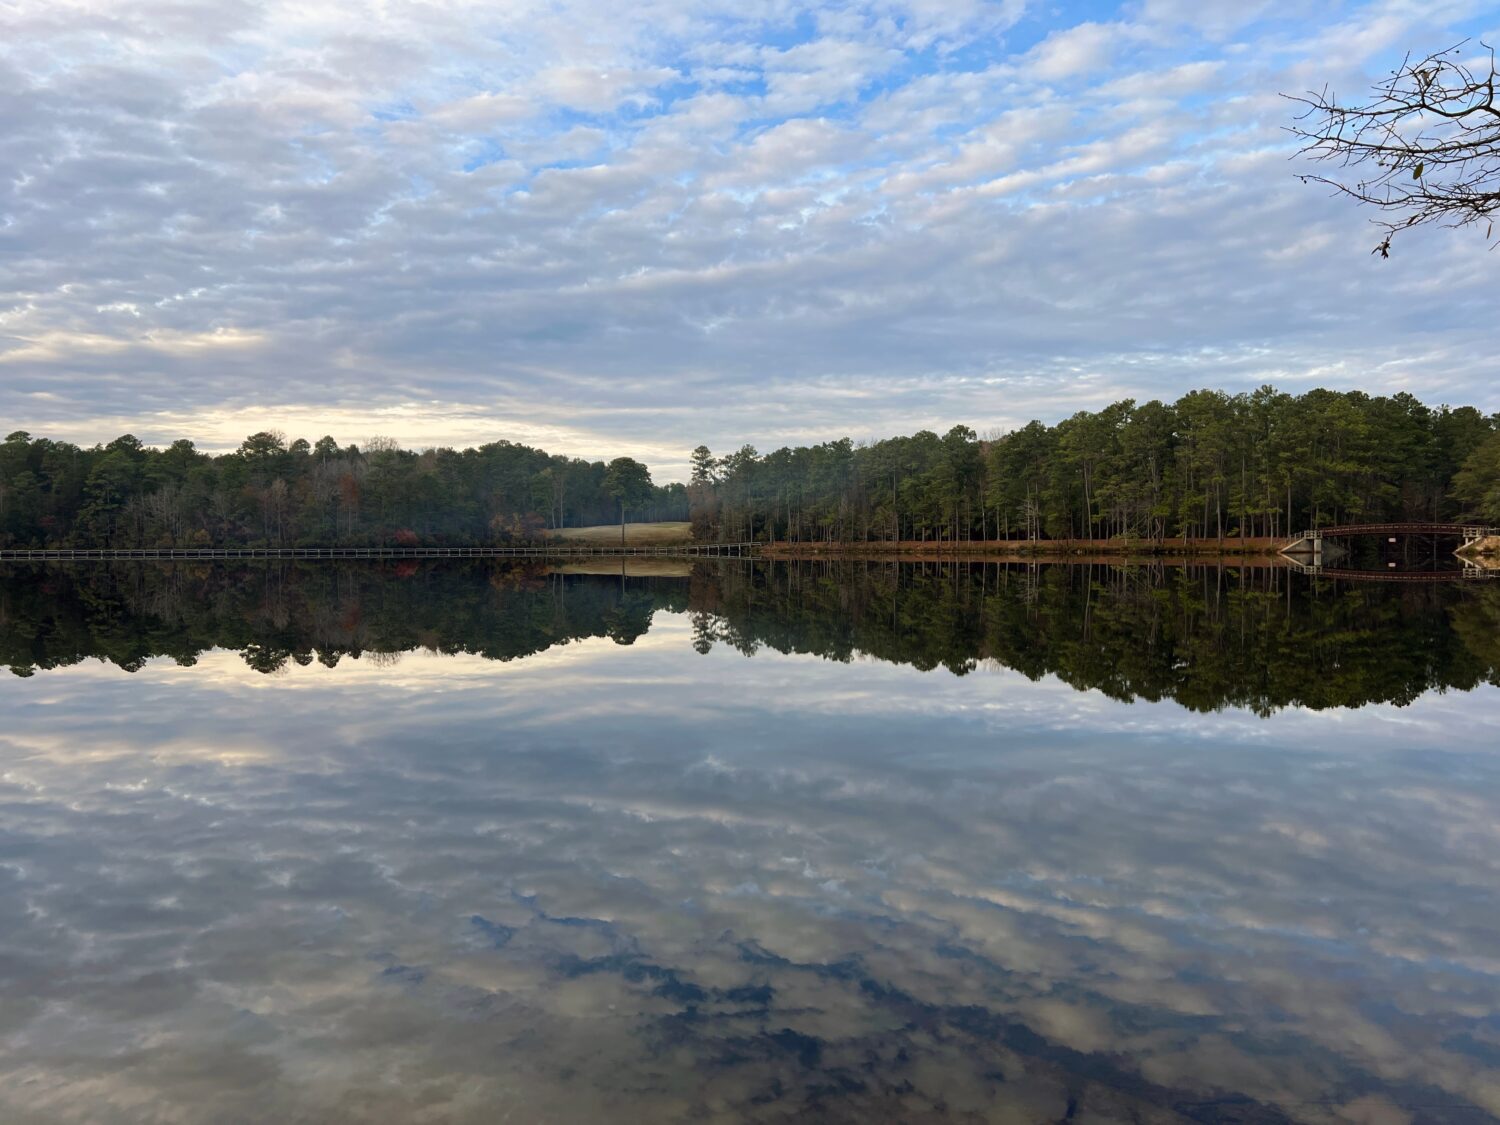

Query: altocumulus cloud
[{"left": 1, "top": 0, "right": 1498, "bottom": 473}]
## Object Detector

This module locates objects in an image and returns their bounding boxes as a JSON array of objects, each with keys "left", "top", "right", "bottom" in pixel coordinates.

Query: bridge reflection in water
[{"left": 1280, "top": 521, "right": 1498, "bottom": 579}]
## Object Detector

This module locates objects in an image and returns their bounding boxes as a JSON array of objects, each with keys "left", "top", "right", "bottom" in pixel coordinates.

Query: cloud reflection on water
[{"left": 1, "top": 621, "right": 1499, "bottom": 1122}]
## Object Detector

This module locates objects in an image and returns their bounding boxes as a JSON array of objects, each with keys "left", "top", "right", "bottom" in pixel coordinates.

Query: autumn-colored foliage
[{"left": 489, "top": 511, "right": 546, "bottom": 544}]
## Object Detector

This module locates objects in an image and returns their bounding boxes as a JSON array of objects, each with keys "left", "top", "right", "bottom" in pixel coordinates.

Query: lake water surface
[{"left": 1, "top": 561, "right": 1498, "bottom": 1123}]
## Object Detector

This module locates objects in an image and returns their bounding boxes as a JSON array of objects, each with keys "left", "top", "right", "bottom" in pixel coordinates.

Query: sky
[{"left": 2, "top": 0, "right": 1499, "bottom": 478}]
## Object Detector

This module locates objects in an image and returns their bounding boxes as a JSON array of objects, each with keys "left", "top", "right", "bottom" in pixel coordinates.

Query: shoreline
[{"left": 756, "top": 537, "right": 1291, "bottom": 562}]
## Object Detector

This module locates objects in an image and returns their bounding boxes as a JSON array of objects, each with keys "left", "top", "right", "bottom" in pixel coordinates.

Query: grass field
[{"left": 548, "top": 521, "right": 694, "bottom": 545}]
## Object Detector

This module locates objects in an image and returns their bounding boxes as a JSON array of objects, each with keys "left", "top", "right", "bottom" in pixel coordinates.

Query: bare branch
[{"left": 1285, "top": 41, "right": 1500, "bottom": 255}]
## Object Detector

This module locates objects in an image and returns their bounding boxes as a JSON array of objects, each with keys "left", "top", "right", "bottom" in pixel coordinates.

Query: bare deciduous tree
[
  {"left": 1288, "top": 41, "right": 1500, "bottom": 256},
  {"left": 363, "top": 435, "right": 401, "bottom": 456},
  {"left": 145, "top": 482, "right": 186, "bottom": 543}
]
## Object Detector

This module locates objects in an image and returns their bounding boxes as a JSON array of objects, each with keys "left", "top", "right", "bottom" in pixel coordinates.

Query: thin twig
[{"left": 1284, "top": 41, "right": 1500, "bottom": 255}]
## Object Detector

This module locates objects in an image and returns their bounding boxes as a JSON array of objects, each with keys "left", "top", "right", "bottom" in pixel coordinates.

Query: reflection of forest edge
[{"left": 4, "top": 560, "right": 1498, "bottom": 713}]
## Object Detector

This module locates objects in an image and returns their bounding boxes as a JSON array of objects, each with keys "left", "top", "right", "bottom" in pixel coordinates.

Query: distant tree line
[
  {"left": 7, "top": 386, "right": 1500, "bottom": 550},
  {"left": 0, "top": 430, "right": 684, "bottom": 548},
  {"left": 689, "top": 387, "right": 1500, "bottom": 544}
]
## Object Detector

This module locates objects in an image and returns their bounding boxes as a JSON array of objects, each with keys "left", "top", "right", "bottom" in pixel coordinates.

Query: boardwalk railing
[{"left": 0, "top": 543, "right": 758, "bottom": 562}]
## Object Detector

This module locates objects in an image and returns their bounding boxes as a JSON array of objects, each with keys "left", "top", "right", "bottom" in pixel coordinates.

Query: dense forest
[
  {"left": 690, "top": 387, "right": 1500, "bottom": 544},
  {"left": 5, "top": 386, "right": 1500, "bottom": 550},
  {"left": 0, "top": 430, "right": 685, "bottom": 548},
  {"left": 4, "top": 559, "right": 1497, "bottom": 713}
]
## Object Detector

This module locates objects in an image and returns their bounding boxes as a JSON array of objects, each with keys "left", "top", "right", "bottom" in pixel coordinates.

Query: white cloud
[
  {"left": 1, "top": 0, "right": 1497, "bottom": 467},
  {"left": 1135, "top": 0, "right": 1285, "bottom": 38},
  {"left": 428, "top": 91, "right": 536, "bottom": 130},
  {"left": 536, "top": 65, "right": 679, "bottom": 112},
  {"left": 1026, "top": 21, "right": 1119, "bottom": 81}
]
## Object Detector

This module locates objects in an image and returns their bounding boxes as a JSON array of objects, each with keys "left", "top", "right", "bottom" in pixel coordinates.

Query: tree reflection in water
[
  {"left": 3, "top": 560, "right": 1498, "bottom": 714},
  {"left": 1, "top": 561, "right": 1499, "bottom": 1121}
]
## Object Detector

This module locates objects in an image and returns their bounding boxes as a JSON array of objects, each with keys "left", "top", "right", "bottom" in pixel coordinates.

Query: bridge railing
[{"left": 1289, "top": 523, "right": 1497, "bottom": 539}]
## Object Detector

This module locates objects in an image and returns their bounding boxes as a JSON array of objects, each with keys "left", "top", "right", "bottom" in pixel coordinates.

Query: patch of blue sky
[
  {"left": 461, "top": 138, "right": 509, "bottom": 173},
  {"left": 848, "top": 48, "right": 944, "bottom": 106},
  {"left": 369, "top": 100, "right": 420, "bottom": 123},
  {"left": 927, "top": 34, "right": 1026, "bottom": 75},
  {"left": 650, "top": 8, "right": 814, "bottom": 81},
  {"left": 1001, "top": 0, "right": 1119, "bottom": 55},
  {"left": 722, "top": 65, "right": 904, "bottom": 136},
  {"left": 1050, "top": 0, "right": 1133, "bottom": 22},
  {"left": 1368, "top": 14, "right": 1498, "bottom": 68},
  {"left": 702, "top": 71, "right": 769, "bottom": 101},
  {"left": 527, "top": 155, "right": 606, "bottom": 177},
  {"left": 1166, "top": 96, "right": 1233, "bottom": 138},
  {"left": 404, "top": 173, "right": 436, "bottom": 201},
  {"left": 536, "top": 104, "right": 589, "bottom": 130},
  {"left": 723, "top": 8, "right": 820, "bottom": 53},
  {"left": 614, "top": 76, "right": 705, "bottom": 123},
  {"left": 722, "top": 112, "right": 804, "bottom": 152}
]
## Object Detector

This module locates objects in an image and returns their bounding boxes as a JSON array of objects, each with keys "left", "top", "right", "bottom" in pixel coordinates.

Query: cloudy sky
[{"left": 3, "top": 0, "right": 1498, "bottom": 476}]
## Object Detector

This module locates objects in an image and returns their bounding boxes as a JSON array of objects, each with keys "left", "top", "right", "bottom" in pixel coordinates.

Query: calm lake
[{"left": 1, "top": 561, "right": 1498, "bottom": 1123}]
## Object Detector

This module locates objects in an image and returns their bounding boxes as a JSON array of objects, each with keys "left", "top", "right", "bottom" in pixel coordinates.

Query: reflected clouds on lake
[{"left": 2, "top": 600, "right": 1500, "bottom": 1122}]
